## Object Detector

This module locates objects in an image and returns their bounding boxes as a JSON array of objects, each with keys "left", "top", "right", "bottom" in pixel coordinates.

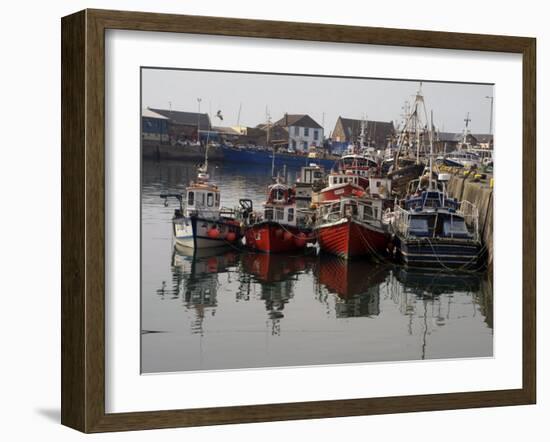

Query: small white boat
[{"left": 161, "top": 155, "right": 243, "bottom": 249}]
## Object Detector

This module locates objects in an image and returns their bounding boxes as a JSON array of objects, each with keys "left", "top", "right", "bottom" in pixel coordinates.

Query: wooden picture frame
[{"left": 61, "top": 8, "right": 536, "bottom": 433}]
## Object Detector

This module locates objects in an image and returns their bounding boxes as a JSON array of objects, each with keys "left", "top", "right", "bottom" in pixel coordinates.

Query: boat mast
[
  {"left": 265, "top": 109, "right": 275, "bottom": 178},
  {"left": 428, "top": 110, "right": 435, "bottom": 191},
  {"left": 415, "top": 82, "right": 424, "bottom": 164},
  {"left": 462, "top": 112, "right": 471, "bottom": 149},
  {"left": 197, "top": 97, "right": 202, "bottom": 144},
  {"left": 359, "top": 115, "right": 367, "bottom": 149}
]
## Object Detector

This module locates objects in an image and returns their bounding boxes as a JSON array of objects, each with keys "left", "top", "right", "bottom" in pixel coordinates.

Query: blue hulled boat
[
  {"left": 391, "top": 183, "right": 483, "bottom": 270},
  {"left": 222, "top": 144, "right": 336, "bottom": 169}
]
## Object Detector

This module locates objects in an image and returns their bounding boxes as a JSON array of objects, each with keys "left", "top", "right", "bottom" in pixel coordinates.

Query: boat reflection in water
[
  {"left": 168, "top": 244, "right": 240, "bottom": 334},
  {"left": 314, "top": 255, "right": 389, "bottom": 318},
  {"left": 151, "top": 242, "right": 492, "bottom": 371},
  {"left": 238, "top": 251, "right": 316, "bottom": 334},
  {"left": 390, "top": 267, "right": 492, "bottom": 359}
]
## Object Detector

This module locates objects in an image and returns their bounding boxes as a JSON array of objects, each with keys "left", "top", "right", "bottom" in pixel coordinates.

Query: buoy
[
  {"left": 207, "top": 257, "right": 218, "bottom": 272},
  {"left": 208, "top": 227, "right": 220, "bottom": 239},
  {"left": 226, "top": 231, "right": 236, "bottom": 242},
  {"left": 283, "top": 231, "right": 293, "bottom": 241},
  {"left": 294, "top": 232, "right": 307, "bottom": 248}
]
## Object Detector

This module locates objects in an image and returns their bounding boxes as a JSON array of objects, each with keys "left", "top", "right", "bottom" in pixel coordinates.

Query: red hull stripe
[
  {"left": 317, "top": 220, "right": 388, "bottom": 259},
  {"left": 245, "top": 223, "right": 307, "bottom": 253}
]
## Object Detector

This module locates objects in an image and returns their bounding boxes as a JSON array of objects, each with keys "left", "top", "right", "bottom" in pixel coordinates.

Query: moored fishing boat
[
  {"left": 243, "top": 177, "right": 314, "bottom": 253},
  {"left": 390, "top": 185, "right": 483, "bottom": 269},
  {"left": 315, "top": 194, "right": 390, "bottom": 259},
  {"left": 390, "top": 110, "right": 483, "bottom": 270},
  {"left": 160, "top": 161, "right": 243, "bottom": 249}
]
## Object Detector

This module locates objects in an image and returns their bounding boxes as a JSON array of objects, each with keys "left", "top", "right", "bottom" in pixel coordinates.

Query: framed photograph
[{"left": 61, "top": 9, "right": 536, "bottom": 433}]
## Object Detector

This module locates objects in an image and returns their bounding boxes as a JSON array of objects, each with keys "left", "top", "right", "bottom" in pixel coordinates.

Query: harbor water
[{"left": 141, "top": 159, "right": 493, "bottom": 373}]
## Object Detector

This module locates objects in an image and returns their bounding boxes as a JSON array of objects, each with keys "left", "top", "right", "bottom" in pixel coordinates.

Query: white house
[{"left": 274, "top": 114, "right": 324, "bottom": 152}]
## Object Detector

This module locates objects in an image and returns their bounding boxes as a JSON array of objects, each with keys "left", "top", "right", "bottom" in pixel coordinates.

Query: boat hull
[
  {"left": 394, "top": 236, "right": 483, "bottom": 270},
  {"left": 222, "top": 145, "right": 336, "bottom": 169},
  {"left": 244, "top": 221, "right": 310, "bottom": 253},
  {"left": 317, "top": 218, "right": 389, "bottom": 259},
  {"left": 173, "top": 215, "right": 242, "bottom": 249}
]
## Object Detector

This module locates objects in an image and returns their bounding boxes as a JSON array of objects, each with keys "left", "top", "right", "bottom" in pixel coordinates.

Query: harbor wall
[
  {"left": 142, "top": 141, "right": 224, "bottom": 162},
  {"left": 447, "top": 175, "right": 494, "bottom": 270}
]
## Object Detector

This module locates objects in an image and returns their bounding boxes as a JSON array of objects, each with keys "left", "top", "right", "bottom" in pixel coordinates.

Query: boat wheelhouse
[
  {"left": 244, "top": 178, "right": 313, "bottom": 253},
  {"left": 294, "top": 163, "right": 325, "bottom": 209},
  {"left": 316, "top": 154, "right": 379, "bottom": 203}
]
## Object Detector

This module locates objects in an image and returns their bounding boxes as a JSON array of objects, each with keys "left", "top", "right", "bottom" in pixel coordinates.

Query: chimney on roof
[{"left": 285, "top": 113, "right": 288, "bottom": 126}]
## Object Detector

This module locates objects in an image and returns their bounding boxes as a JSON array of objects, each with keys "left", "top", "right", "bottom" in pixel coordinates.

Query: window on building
[
  {"left": 187, "top": 191, "right": 194, "bottom": 206},
  {"left": 292, "top": 139, "right": 297, "bottom": 149},
  {"left": 294, "top": 126, "right": 300, "bottom": 136},
  {"left": 314, "top": 130, "right": 319, "bottom": 140},
  {"left": 303, "top": 141, "right": 308, "bottom": 150},
  {"left": 304, "top": 127, "right": 309, "bottom": 137}
]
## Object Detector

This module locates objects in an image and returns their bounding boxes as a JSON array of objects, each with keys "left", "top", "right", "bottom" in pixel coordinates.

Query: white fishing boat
[{"left": 161, "top": 150, "right": 243, "bottom": 249}]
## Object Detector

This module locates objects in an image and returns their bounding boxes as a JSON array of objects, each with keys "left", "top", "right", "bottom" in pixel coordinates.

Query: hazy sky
[{"left": 142, "top": 68, "right": 494, "bottom": 134}]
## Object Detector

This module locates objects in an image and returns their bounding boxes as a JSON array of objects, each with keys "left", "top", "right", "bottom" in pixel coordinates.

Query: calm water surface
[{"left": 141, "top": 159, "right": 493, "bottom": 373}]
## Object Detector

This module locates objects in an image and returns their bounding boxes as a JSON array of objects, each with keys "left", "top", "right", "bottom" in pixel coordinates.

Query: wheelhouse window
[
  {"left": 276, "top": 208, "right": 284, "bottom": 220},
  {"left": 265, "top": 208, "right": 274, "bottom": 220},
  {"left": 273, "top": 188, "right": 285, "bottom": 201},
  {"left": 288, "top": 208, "right": 294, "bottom": 222},
  {"left": 344, "top": 203, "right": 358, "bottom": 217},
  {"left": 207, "top": 192, "right": 214, "bottom": 207},
  {"left": 443, "top": 218, "right": 472, "bottom": 238},
  {"left": 409, "top": 217, "right": 430, "bottom": 237},
  {"left": 363, "top": 205, "right": 374, "bottom": 220},
  {"left": 187, "top": 191, "right": 194, "bottom": 206}
]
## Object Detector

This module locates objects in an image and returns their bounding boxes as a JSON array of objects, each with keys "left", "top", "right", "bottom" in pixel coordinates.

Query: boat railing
[
  {"left": 392, "top": 206, "right": 411, "bottom": 238},
  {"left": 458, "top": 200, "right": 480, "bottom": 241},
  {"left": 184, "top": 202, "right": 236, "bottom": 220}
]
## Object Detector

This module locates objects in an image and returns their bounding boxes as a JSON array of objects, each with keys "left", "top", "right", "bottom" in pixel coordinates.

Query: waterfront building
[
  {"left": 273, "top": 113, "right": 324, "bottom": 152},
  {"left": 148, "top": 107, "right": 212, "bottom": 143},
  {"left": 141, "top": 108, "right": 170, "bottom": 144},
  {"left": 332, "top": 117, "right": 395, "bottom": 151},
  {"left": 434, "top": 131, "right": 494, "bottom": 153}
]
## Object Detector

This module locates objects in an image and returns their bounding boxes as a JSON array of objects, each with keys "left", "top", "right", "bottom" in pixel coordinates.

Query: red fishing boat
[
  {"left": 244, "top": 178, "right": 314, "bottom": 253},
  {"left": 316, "top": 154, "right": 378, "bottom": 203},
  {"left": 315, "top": 195, "right": 390, "bottom": 259}
]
